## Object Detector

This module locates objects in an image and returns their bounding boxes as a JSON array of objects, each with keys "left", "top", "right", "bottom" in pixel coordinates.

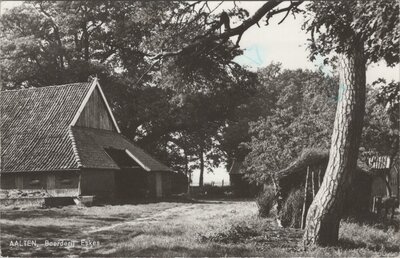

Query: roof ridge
[
  {"left": 1, "top": 82, "right": 90, "bottom": 92},
  {"left": 68, "top": 126, "right": 83, "bottom": 168}
]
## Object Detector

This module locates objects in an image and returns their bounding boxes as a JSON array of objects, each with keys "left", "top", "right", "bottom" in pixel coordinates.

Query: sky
[{"left": 1, "top": 1, "right": 399, "bottom": 185}]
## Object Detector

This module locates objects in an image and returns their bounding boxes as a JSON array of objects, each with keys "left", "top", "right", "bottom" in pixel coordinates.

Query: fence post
[
  {"left": 301, "top": 166, "right": 310, "bottom": 229},
  {"left": 312, "top": 169, "right": 316, "bottom": 198}
]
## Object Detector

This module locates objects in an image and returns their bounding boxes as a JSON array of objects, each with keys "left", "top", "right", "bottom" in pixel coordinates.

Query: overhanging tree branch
[
  {"left": 137, "top": 1, "right": 303, "bottom": 85},
  {"left": 266, "top": 0, "right": 303, "bottom": 25},
  {"left": 150, "top": 0, "right": 303, "bottom": 60}
]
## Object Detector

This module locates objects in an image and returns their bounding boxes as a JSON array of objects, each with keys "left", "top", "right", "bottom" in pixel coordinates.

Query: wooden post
[
  {"left": 396, "top": 166, "right": 399, "bottom": 203},
  {"left": 301, "top": 166, "right": 310, "bottom": 229},
  {"left": 318, "top": 166, "right": 322, "bottom": 188},
  {"left": 312, "top": 169, "right": 316, "bottom": 198}
]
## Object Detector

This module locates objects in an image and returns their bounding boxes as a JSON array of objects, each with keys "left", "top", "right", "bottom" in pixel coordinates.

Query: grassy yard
[{"left": 1, "top": 199, "right": 399, "bottom": 257}]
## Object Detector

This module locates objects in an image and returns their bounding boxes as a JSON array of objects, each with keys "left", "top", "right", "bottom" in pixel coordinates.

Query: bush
[
  {"left": 279, "top": 187, "right": 304, "bottom": 228},
  {"left": 256, "top": 186, "right": 275, "bottom": 217}
]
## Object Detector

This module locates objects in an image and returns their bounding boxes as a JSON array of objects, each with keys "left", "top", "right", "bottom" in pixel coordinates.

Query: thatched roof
[
  {"left": 1, "top": 81, "right": 172, "bottom": 173},
  {"left": 276, "top": 149, "right": 329, "bottom": 181},
  {"left": 276, "top": 148, "right": 375, "bottom": 182},
  {"left": 71, "top": 126, "right": 172, "bottom": 172},
  {"left": 1, "top": 82, "right": 92, "bottom": 172}
]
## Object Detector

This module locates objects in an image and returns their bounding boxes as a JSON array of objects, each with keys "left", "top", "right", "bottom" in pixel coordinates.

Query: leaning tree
[
  {"left": 148, "top": 0, "right": 398, "bottom": 246},
  {"left": 302, "top": 1, "right": 399, "bottom": 246}
]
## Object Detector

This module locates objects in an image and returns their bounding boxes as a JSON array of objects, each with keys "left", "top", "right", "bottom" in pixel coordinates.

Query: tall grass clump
[
  {"left": 279, "top": 188, "right": 304, "bottom": 228},
  {"left": 256, "top": 186, "right": 275, "bottom": 217}
]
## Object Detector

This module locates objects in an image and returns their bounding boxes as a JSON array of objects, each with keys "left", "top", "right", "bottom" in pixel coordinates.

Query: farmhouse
[{"left": 0, "top": 79, "right": 176, "bottom": 202}]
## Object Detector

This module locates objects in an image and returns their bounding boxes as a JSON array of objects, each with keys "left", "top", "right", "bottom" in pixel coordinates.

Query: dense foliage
[
  {"left": 304, "top": 1, "right": 399, "bottom": 66},
  {"left": 243, "top": 66, "right": 338, "bottom": 184},
  {"left": 362, "top": 80, "right": 400, "bottom": 160}
]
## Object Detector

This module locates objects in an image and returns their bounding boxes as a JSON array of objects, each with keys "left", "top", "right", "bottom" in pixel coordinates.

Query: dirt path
[{"left": 86, "top": 203, "right": 199, "bottom": 233}]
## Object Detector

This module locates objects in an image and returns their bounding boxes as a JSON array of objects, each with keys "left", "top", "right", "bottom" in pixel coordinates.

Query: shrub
[
  {"left": 256, "top": 186, "right": 275, "bottom": 217},
  {"left": 279, "top": 187, "right": 304, "bottom": 228}
]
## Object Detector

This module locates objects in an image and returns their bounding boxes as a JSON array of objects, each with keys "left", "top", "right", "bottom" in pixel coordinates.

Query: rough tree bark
[{"left": 303, "top": 40, "right": 366, "bottom": 246}]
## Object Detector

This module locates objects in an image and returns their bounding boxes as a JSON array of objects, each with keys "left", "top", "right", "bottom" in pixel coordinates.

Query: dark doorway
[
  {"left": 114, "top": 168, "right": 148, "bottom": 200},
  {"left": 104, "top": 147, "right": 149, "bottom": 200}
]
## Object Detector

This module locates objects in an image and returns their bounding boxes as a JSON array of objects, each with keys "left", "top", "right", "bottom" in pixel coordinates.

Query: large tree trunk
[{"left": 303, "top": 41, "right": 366, "bottom": 246}]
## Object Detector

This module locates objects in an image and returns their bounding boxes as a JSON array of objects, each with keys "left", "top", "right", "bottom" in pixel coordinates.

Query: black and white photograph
[{"left": 0, "top": 0, "right": 399, "bottom": 257}]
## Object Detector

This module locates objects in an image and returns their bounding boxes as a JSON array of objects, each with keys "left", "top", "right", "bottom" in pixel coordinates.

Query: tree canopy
[
  {"left": 304, "top": 1, "right": 399, "bottom": 66},
  {"left": 243, "top": 65, "right": 338, "bottom": 184}
]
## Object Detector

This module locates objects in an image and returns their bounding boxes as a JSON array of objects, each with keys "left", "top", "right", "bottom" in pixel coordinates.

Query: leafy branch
[{"left": 149, "top": 0, "right": 304, "bottom": 61}]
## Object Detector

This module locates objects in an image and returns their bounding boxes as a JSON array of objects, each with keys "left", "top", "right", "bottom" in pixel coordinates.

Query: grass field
[{"left": 1, "top": 199, "right": 399, "bottom": 257}]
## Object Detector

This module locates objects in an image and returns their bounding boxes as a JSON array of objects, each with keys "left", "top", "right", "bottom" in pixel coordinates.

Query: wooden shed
[
  {"left": 1, "top": 79, "right": 175, "bottom": 202},
  {"left": 274, "top": 149, "right": 388, "bottom": 228}
]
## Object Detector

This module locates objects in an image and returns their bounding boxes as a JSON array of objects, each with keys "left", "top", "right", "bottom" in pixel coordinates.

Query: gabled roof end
[{"left": 69, "top": 78, "right": 121, "bottom": 133}]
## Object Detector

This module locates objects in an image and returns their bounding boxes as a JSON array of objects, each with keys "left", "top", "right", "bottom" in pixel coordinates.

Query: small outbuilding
[
  {"left": 367, "top": 155, "right": 399, "bottom": 203},
  {"left": 1, "top": 79, "right": 176, "bottom": 202},
  {"left": 274, "top": 149, "right": 398, "bottom": 228}
]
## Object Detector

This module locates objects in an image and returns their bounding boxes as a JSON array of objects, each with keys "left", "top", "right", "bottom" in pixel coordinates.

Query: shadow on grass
[
  {"left": 338, "top": 238, "right": 400, "bottom": 253},
  {"left": 1, "top": 223, "right": 80, "bottom": 240},
  {"left": 109, "top": 197, "right": 203, "bottom": 205},
  {"left": 338, "top": 213, "right": 400, "bottom": 253},
  {"left": 1, "top": 196, "right": 243, "bottom": 215},
  {"left": 0, "top": 208, "right": 78, "bottom": 220},
  {"left": 1, "top": 223, "right": 143, "bottom": 257},
  {"left": 100, "top": 244, "right": 258, "bottom": 257},
  {"left": 1, "top": 223, "right": 85, "bottom": 257},
  {"left": 109, "top": 197, "right": 245, "bottom": 206}
]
